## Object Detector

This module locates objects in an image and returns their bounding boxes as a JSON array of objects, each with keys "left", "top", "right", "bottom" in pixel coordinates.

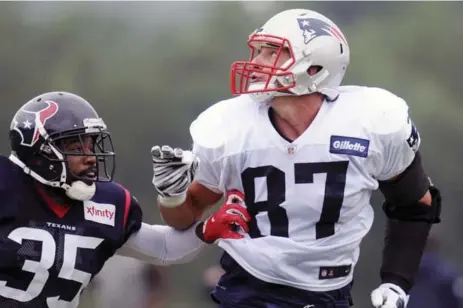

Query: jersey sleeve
[
  {"left": 189, "top": 104, "right": 226, "bottom": 194},
  {"left": 116, "top": 222, "right": 205, "bottom": 265},
  {"left": 374, "top": 95, "right": 421, "bottom": 181},
  {"left": 189, "top": 95, "right": 254, "bottom": 194},
  {"left": 191, "top": 142, "right": 223, "bottom": 193}
]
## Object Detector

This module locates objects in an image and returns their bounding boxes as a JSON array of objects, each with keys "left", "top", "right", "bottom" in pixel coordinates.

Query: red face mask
[{"left": 230, "top": 33, "right": 297, "bottom": 95}]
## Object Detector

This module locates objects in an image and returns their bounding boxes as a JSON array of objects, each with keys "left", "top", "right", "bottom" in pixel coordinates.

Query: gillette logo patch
[{"left": 330, "top": 135, "right": 369, "bottom": 158}]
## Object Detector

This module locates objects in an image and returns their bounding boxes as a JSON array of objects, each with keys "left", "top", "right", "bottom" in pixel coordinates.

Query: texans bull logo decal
[{"left": 12, "top": 100, "right": 59, "bottom": 147}]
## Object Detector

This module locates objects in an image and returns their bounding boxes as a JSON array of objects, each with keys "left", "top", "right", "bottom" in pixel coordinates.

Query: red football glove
[{"left": 196, "top": 190, "right": 250, "bottom": 244}]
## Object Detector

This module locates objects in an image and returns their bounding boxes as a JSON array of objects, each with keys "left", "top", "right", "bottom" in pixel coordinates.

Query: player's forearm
[
  {"left": 380, "top": 186, "right": 442, "bottom": 293},
  {"left": 381, "top": 219, "right": 432, "bottom": 292},
  {"left": 117, "top": 222, "right": 205, "bottom": 265},
  {"left": 158, "top": 182, "right": 221, "bottom": 230},
  {"left": 158, "top": 192, "right": 204, "bottom": 230}
]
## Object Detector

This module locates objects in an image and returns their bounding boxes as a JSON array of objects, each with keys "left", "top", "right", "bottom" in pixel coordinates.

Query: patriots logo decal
[{"left": 297, "top": 18, "right": 347, "bottom": 45}]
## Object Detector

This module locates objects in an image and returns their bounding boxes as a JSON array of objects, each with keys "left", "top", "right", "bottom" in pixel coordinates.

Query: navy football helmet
[{"left": 9, "top": 91, "right": 115, "bottom": 200}]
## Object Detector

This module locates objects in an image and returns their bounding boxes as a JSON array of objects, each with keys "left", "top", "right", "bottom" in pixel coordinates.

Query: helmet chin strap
[
  {"left": 63, "top": 181, "right": 96, "bottom": 201},
  {"left": 9, "top": 153, "right": 97, "bottom": 202},
  {"left": 48, "top": 143, "right": 97, "bottom": 201},
  {"left": 248, "top": 81, "right": 284, "bottom": 103},
  {"left": 248, "top": 79, "right": 340, "bottom": 103}
]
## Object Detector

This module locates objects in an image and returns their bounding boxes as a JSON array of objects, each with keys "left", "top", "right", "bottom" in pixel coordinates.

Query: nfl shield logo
[{"left": 287, "top": 145, "right": 297, "bottom": 155}]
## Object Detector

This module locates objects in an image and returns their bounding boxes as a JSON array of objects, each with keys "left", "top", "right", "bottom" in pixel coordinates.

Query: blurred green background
[{"left": 0, "top": 1, "right": 462, "bottom": 307}]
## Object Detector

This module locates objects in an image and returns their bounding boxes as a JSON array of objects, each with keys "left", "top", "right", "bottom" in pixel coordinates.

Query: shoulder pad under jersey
[
  {"left": 0, "top": 155, "right": 28, "bottom": 192},
  {"left": 189, "top": 95, "right": 256, "bottom": 150},
  {"left": 92, "top": 181, "right": 131, "bottom": 211},
  {"left": 337, "top": 86, "right": 410, "bottom": 137}
]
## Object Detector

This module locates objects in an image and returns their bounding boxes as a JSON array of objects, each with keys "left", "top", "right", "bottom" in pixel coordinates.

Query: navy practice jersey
[{"left": 0, "top": 156, "right": 142, "bottom": 308}]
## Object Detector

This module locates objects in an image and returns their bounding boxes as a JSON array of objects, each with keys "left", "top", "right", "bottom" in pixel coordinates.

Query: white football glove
[
  {"left": 151, "top": 145, "right": 199, "bottom": 207},
  {"left": 371, "top": 283, "right": 409, "bottom": 308}
]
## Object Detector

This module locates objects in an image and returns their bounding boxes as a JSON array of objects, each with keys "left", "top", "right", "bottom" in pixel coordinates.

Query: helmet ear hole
[
  {"left": 40, "top": 144, "right": 56, "bottom": 160},
  {"left": 307, "top": 65, "right": 323, "bottom": 76}
]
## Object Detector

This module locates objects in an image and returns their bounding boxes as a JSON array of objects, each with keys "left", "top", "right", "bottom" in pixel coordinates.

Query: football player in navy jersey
[{"left": 0, "top": 91, "right": 250, "bottom": 308}]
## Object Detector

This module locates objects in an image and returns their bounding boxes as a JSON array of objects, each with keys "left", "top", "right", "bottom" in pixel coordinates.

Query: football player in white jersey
[{"left": 151, "top": 8, "right": 442, "bottom": 308}]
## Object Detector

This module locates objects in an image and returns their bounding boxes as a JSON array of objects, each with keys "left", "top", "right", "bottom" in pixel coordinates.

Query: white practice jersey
[{"left": 189, "top": 86, "right": 421, "bottom": 292}]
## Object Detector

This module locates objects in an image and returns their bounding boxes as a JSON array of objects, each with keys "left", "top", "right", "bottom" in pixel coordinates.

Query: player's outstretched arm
[
  {"left": 371, "top": 110, "right": 441, "bottom": 308},
  {"left": 116, "top": 196, "right": 250, "bottom": 265}
]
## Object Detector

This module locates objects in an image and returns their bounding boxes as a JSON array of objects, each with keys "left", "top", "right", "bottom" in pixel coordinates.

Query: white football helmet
[{"left": 231, "top": 9, "right": 350, "bottom": 101}]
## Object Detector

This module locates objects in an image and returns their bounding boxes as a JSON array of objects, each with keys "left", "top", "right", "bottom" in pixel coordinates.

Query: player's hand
[
  {"left": 196, "top": 190, "right": 251, "bottom": 244},
  {"left": 151, "top": 145, "right": 199, "bottom": 207},
  {"left": 371, "top": 283, "right": 409, "bottom": 308}
]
